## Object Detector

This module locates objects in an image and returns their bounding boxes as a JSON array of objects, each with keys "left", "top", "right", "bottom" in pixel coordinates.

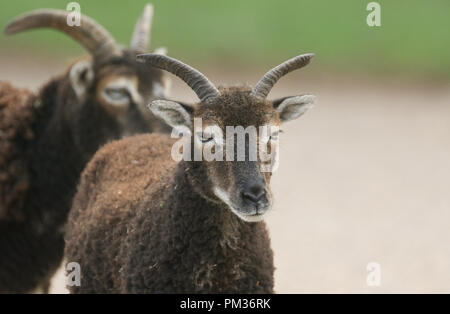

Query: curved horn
[
  {"left": 130, "top": 4, "right": 153, "bottom": 52},
  {"left": 137, "top": 53, "right": 220, "bottom": 102},
  {"left": 4, "top": 9, "right": 121, "bottom": 61},
  {"left": 251, "top": 53, "right": 314, "bottom": 99}
]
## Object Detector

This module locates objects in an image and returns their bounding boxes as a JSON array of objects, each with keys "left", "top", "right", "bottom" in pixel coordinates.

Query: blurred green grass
[{"left": 0, "top": 0, "right": 449, "bottom": 77}]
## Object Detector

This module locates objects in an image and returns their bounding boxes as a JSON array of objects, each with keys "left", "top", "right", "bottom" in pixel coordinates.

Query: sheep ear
[
  {"left": 273, "top": 94, "right": 316, "bottom": 123},
  {"left": 148, "top": 100, "right": 193, "bottom": 129},
  {"left": 69, "top": 60, "right": 94, "bottom": 101}
]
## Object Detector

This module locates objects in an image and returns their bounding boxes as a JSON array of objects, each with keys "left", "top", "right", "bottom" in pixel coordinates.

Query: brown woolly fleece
[
  {"left": 0, "top": 50, "right": 168, "bottom": 293},
  {"left": 65, "top": 89, "right": 276, "bottom": 294}
]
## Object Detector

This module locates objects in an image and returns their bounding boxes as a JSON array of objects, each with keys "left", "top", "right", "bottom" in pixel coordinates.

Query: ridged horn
[
  {"left": 137, "top": 53, "right": 220, "bottom": 102},
  {"left": 4, "top": 9, "right": 121, "bottom": 61},
  {"left": 251, "top": 53, "right": 314, "bottom": 99},
  {"left": 130, "top": 4, "right": 153, "bottom": 52}
]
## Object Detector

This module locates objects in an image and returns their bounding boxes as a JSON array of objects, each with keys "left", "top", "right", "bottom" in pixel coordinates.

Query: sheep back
[
  {"left": 0, "top": 82, "right": 37, "bottom": 221},
  {"left": 65, "top": 133, "right": 176, "bottom": 292}
]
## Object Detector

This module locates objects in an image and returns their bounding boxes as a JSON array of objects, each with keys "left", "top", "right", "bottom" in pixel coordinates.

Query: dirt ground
[{"left": 2, "top": 53, "right": 449, "bottom": 293}]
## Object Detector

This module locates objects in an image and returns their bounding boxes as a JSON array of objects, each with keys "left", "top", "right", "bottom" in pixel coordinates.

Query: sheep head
[
  {"left": 138, "top": 54, "right": 316, "bottom": 222},
  {"left": 4, "top": 4, "right": 170, "bottom": 134}
]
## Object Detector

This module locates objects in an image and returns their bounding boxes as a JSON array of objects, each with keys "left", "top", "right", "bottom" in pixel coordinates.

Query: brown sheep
[
  {"left": 0, "top": 82, "right": 36, "bottom": 221},
  {"left": 65, "top": 53, "right": 316, "bottom": 293},
  {"left": 0, "top": 5, "right": 169, "bottom": 293}
]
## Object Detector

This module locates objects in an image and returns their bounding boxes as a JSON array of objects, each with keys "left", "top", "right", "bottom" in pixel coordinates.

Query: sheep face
[
  {"left": 141, "top": 53, "right": 315, "bottom": 222},
  {"left": 150, "top": 88, "right": 315, "bottom": 222},
  {"left": 69, "top": 49, "right": 170, "bottom": 137},
  {"left": 5, "top": 5, "right": 170, "bottom": 143}
]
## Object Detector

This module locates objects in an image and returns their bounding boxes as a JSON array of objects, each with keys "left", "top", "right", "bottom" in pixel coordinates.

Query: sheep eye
[
  {"left": 104, "top": 87, "right": 130, "bottom": 101},
  {"left": 197, "top": 132, "right": 214, "bottom": 143}
]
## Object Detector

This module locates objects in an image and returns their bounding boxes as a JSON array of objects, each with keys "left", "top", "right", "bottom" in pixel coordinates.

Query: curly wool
[
  {"left": 0, "top": 80, "right": 66, "bottom": 293},
  {"left": 0, "top": 44, "right": 171, "bottom": 293},
  {"left": 0, "top": 82, "right": 36, "bottom": 221},
  {"left": 65, "top": 133, "right": 274, "bottom": 293}
]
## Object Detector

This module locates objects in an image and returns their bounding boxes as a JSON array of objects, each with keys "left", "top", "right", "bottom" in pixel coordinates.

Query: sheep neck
[
  {"left": 167, "top": 161, "right": 245, "bottom": 241},
  {"left": 140, "top": 161, "right": 273, "bottom": 293}
]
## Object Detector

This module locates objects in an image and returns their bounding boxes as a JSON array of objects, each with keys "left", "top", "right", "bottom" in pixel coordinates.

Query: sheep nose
[{"left": 242, "top": 182, "right": 266, "bottom": 204}]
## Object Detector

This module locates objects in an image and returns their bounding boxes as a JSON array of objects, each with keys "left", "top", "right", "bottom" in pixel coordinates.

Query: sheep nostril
[{"left": 242, "top": 184, "right": 266, "bottom": 204}]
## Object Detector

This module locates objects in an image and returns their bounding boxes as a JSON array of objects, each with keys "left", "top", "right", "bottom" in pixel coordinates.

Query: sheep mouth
[
  {"left": 213, "top": 186, "right": 271, "bottom": 222},
  {"left": 231, "top": 204, "right": 271, "bottom": 222},
  {"left": 232, "top": 210, "right": 267, "bottom": 222}
]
